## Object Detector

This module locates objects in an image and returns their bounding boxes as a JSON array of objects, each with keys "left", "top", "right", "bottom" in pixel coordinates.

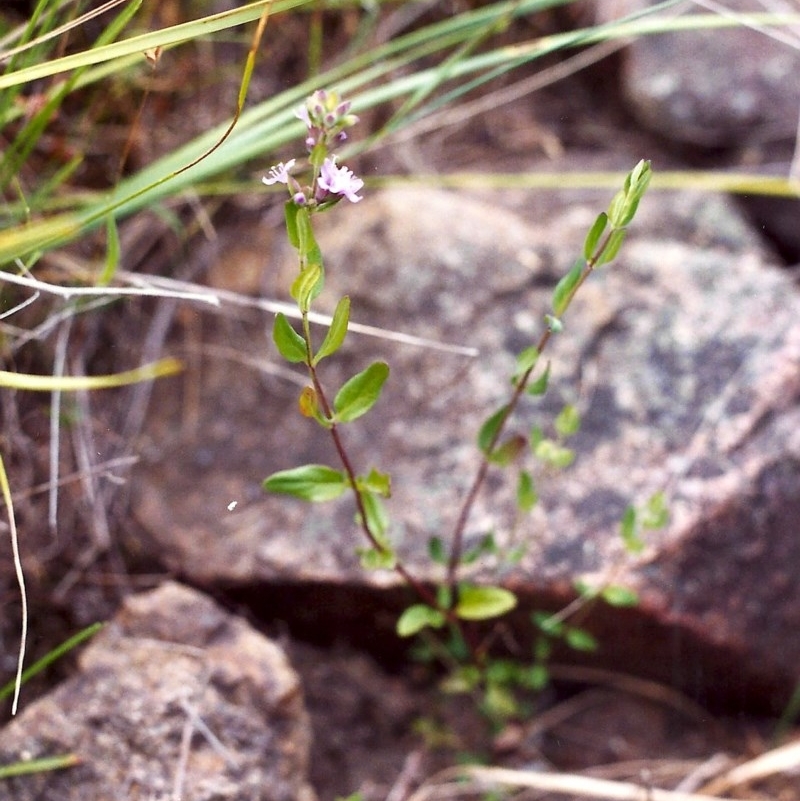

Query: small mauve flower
[
  {"left": 318, "top": 156, "right": 364, "bottom": 203},
  {"left": 262, "top": 159, "right": 296, "bottom": 186}
]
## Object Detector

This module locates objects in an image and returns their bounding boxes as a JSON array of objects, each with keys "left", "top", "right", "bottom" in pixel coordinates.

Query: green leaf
[
  {"left": 488, "top": 434, "right": 526, "bottom": 466},
  {"left": 99, "top": 215, "right": 120, "bottom": 286},
  {"left": 512, "top": 346, "right": 539, "bottom": 382},
  {"left": 583, "top": 212, "right": 608, "bottom": 261},
  {"left": 396, "top": 604, "right": 446, "bottom": 637},
  {"left": 291, "top": 262, "right": 324, "bottom": 312},
  {"left": 293, "top": 204, "right": 323, "bottom": 263},
  {"left": 273, "top": 313, "right": 307, "bottom": 363},
  {"left": 565, "top": 627, "right": 598, "bottom": 652},
  {"left": 551, "top": 259, "right": 584, "bottom": 317},
  {"left": 477, "top": 405, "right": 509, "bottom": 455},
  {"left": 284, "top": 201, "right": 302, "bottom": 250},
  {"left": 436, "top": 584, "right": 453, "bottom": 611},
  {"left": 526, "top": 363, "right": 550, "bottom": 396},
  {"left": 620, "top": 505, "right": 645, "bottom": 553},
  {"left": 357, "top": 545, "right": 396, "bottom": 570},
  {"left": 355, "top": 467, "right": 391, "bottom": 497},
  {"left": 314, "top": 295, "right": 350, "bottom": 365},
  {"left": 298, "top": 386, "right": 319, "bottom": 419},
  {"left": 441, "top": 665, "right": 481, "bottom": 694},
  {"left": 519, "top": 663, "right": 550, "bottom": 691},
  {"left": 554, "top": 403, "right": 581, "bottom": 437},
  {"left": 516, "top": 470, "right": 538, "bottom": 513},
  {"left": 428, "top": 536, "right": 447, "bottom": 564},
  {"left": 357, "top": 489, "right": 390, "bottom": 538},
  {"left": 263, "top": 464, "right": 347, "bottom": 502},
  {"left": 532, "top": 611, "right": 563, "bottom": 636},
  {"left": 482, "top": 682, "right": 519, "bottom": 720},
  {"left": 533, "top": 439, "right": 574, "bottom": 468},
  {"left": 333, "top": 361, "right": 389, "bottom": 423},
  {"left": 601, "top": 585, "right": 639, "bottom": 607},
  {"left": 486, "top": 658, "right": 519, "bottom": 684},
  {"left": 534, "top": 635, "right": 553, "bottom": 661},
  {"left": 462, "top": 532, "right": 497, "bottom": 565},
  {"left": 595, "top": 227, "right": 627, "bottom": 266},
  {"left": 642, "top": 490, "right": 669, "bottom": 529},
  {"left": 608, "top": 160, "right": 652, "bottom": 228},
  {"left": 573, "top": 578, "right": 599, "bottom": 600},
  {"left": 455, "top": 585, "right": 516, "bottom": 621}
]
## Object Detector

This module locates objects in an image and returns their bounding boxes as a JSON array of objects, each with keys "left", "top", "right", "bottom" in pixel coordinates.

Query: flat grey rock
[
  {"left": 612, "top": 0, "right": 800, "bottom": 149},
  {"left": 0, "top": 582, "right": 313, "bottom": 801},
  {"left": 133, "top": 183, "right": 800, "bottom": 708}
]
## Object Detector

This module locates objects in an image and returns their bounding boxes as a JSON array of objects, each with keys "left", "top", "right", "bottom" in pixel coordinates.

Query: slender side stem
[{"left": 444, "top": 226, "right": 618, "bottom": 597}]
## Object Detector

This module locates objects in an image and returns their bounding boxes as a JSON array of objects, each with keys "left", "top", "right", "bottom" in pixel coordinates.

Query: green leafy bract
[
  {"left": 601, "top": 585, "right": 639, "bottom": 607},
  {"left": 554, "top": 403, "right": 581, "bottom": 437},
  {"left": 487, "top": 434, "right": 525, "bottom": 466},
  {"left": 263, "top": 464, "right": 347, "bottom": 502},
  {"left": 455, "top": 584, "right": 516, "bottom": 621},
  {"left": 526, "top": 363, "right": 550, "bottom": 396},
  {"left": 641, "top": 490, "right": 669, "bottom": 529},
  {"left": 551, "top": 259, "right": 583, "bottom": 317},
  {"left": 595, "top": 227, "right": 626, "bottom": 266},
  {"left": 565, "top": 627, "right": 598, "bottom": 652},
  {"left": 516, "top": 470, "right": 537, "bottom": 513},
  {"left": 512, "top": 346, "right": 539, "bottom": 383},
  {"left": 620, "top": 505, "right": 645, "bottom": 553},
  {"left": 291, "top": 262, "right": 324, "bottom": 312},
  {"left": 355, "top": 467, "right": 391, "bottom": 497},
  {"left": 357, "top": 545, "right": 396, "bottom": 570},
  {"left": 314, "top": 295, "right": 350, "bottom": 364},
  {"left": 357, "top": 489, "right": 390, "bottom": 538},
  {"left": 583, "top": 212, "right": 608, "bottom": 260},
  {"left": 533, "top": 439, "right": 574, "bottom": 468},
  {"left": 273, "top": 313, "right": 307, "bottom": 363},
  {"left": 334, "top": 361, "right": 389, "bottom": 423},
  {"left": 427, "top": 536, "right": 447, "bottom": 564},
  {"left": 396, "top": 604, "right": 446, "bottom": 637},
  {"left": 477, "top": 405, "right": 509, "bottom": 454}
]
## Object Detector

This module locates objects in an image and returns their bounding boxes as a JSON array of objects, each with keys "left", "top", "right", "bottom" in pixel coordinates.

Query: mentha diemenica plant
[{"left": 263, "top": 90, "right": 659, "bottom": 719}]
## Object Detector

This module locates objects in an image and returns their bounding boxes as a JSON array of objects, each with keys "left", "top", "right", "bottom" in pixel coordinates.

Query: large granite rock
[
  {"left": 607, "top": 0, "right": 800, "bottom": 261},
  {"left": 608, "top": 0, "right": 800, "bottom": 150},
  {"left": 133, "top": 182, "right": 800, "bottom": 710},
  {"left": 0, "top": 582, "right": 313, "bottom": 801}
]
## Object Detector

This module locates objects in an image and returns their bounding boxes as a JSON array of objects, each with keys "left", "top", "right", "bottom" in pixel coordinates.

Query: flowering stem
[{"left": 299, "top": 310, "right": 440, "bottom": 609}]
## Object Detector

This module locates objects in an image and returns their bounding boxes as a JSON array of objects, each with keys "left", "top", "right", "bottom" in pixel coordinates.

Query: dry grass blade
[
  {"left": 408, "top": 765, "right": 764, "bottom": 801},
  {"left": 699, "top": 737, "right": 800, "bottom": 795},
  {"left": 0, "top": 455, "right": 26, "bottom": 715}
]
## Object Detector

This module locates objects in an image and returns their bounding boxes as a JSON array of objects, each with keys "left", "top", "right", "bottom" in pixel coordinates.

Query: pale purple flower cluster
[
  {"left": 296, "top": 89, "right": 359, "bottom": 152},
  {"left": 263, "top": 90, "right": 363, "bottom": 207}
]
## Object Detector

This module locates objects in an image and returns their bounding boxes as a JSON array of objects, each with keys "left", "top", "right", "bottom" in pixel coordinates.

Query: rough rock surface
[
  {"left": 0, "top": 582, "right": 313, "bottom": 801},
  {"left": 132, "top": 179, "right": 800, "bottom": 710},
  {"left": 609, "top": 0, "right": 800, "bottom": 261},
  {"left": 610, "top": 0, "right": 800, "bottom": 150}
]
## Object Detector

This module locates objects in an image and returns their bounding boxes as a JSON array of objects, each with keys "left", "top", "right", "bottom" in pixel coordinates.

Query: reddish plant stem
[
  {"left": 444, "top": 239, "right": 609, "bottom": 598},
  {"left": 302, "top": 312, "right": 441, "bottom": 610}
]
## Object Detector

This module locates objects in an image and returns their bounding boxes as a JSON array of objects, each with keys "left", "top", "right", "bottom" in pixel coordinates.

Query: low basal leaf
[{"left": 455, "top": 585, "right": 516, "bottom": 621}]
